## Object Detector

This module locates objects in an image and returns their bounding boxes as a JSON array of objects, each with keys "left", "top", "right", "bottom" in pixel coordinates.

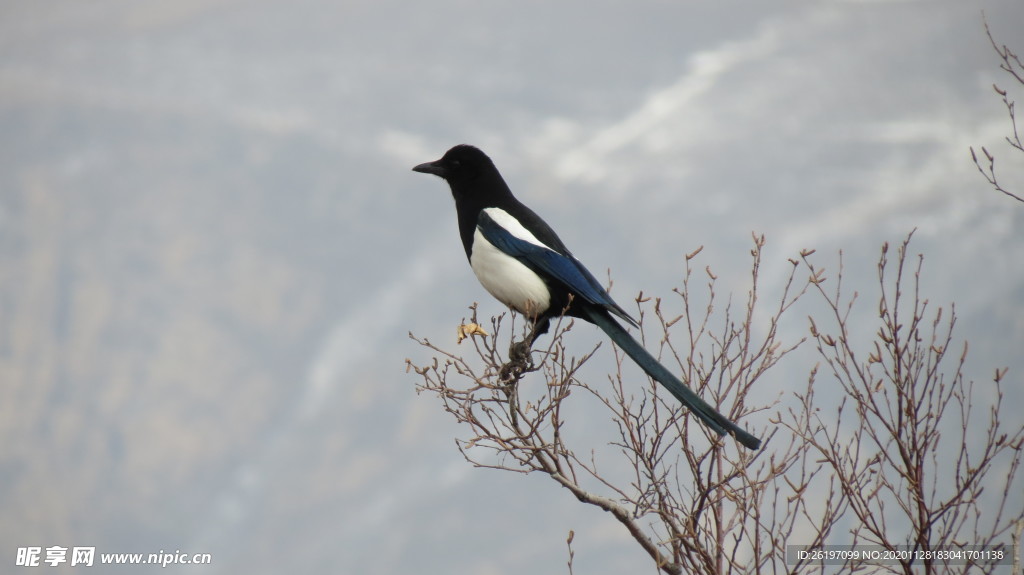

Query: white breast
[{"left": 470, "top": 227, "right": 552, "bottom": 318}]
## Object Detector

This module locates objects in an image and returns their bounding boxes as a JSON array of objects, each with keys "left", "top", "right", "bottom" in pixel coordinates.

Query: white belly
[{"left": 470, "top": 229, "right": 551, "bottom": 317}]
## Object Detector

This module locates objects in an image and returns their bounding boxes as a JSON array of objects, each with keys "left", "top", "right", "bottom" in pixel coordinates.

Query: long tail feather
[{"left": 582, "top": 307, "right": 762, "bottom": 450}]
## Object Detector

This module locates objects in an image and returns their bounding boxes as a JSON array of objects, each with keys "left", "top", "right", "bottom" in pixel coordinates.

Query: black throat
[{"left": 447, "top": 172, "right": 517, "bottom": 261}]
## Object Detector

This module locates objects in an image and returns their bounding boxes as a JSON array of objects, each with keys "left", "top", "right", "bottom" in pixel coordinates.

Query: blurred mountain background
[{"left": 2, "top": 0, "right": 1022, "bottom": 573}]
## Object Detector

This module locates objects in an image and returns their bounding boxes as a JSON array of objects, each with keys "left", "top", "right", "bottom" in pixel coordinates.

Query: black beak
[{"left": 412, "top": 159, "right": 446, "bottom": 178}]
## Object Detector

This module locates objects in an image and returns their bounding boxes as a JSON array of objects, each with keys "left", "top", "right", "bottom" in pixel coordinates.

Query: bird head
[{"left": 412, "top": 144, "right": 493, "bottom": 183}]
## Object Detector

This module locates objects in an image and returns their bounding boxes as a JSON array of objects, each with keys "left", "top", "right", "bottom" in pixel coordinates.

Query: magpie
[{"left": 413, "top": 144, "right": 761, "bottom": 450}]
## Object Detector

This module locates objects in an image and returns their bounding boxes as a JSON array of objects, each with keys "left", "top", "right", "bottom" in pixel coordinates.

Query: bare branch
[{"left": 972, "top": 16, "right": 1024, "bottom": 203}]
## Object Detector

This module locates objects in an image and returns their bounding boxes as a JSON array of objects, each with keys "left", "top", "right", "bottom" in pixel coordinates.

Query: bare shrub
[{"left": 407, "top": 233, "right": 1023, "bottom": 574}]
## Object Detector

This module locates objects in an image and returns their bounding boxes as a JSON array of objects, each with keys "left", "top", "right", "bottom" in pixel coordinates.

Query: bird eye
[{"left": 450, "top": 160, "right": 461, "bottom": 168}]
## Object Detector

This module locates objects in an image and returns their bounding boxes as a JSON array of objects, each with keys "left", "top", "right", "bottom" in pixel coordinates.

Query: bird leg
[{"left": 504, "top": 317, "right": 547, "bottom": 371}]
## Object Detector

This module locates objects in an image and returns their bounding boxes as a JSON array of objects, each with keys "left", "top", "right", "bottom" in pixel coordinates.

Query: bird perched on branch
[{"left": 413, "top": 144, "right": 761, "bottom": 450}]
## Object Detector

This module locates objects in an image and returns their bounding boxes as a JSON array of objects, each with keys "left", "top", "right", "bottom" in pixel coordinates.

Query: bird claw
[
  {"left": 499, "top": 339, "right": 533, "bottom": 393},
  {"left": 499, "top": 340, "right": 533, "bottom": 385},
  {"left": 509, "top": 339, "right": 533, "bottom": 363}
]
